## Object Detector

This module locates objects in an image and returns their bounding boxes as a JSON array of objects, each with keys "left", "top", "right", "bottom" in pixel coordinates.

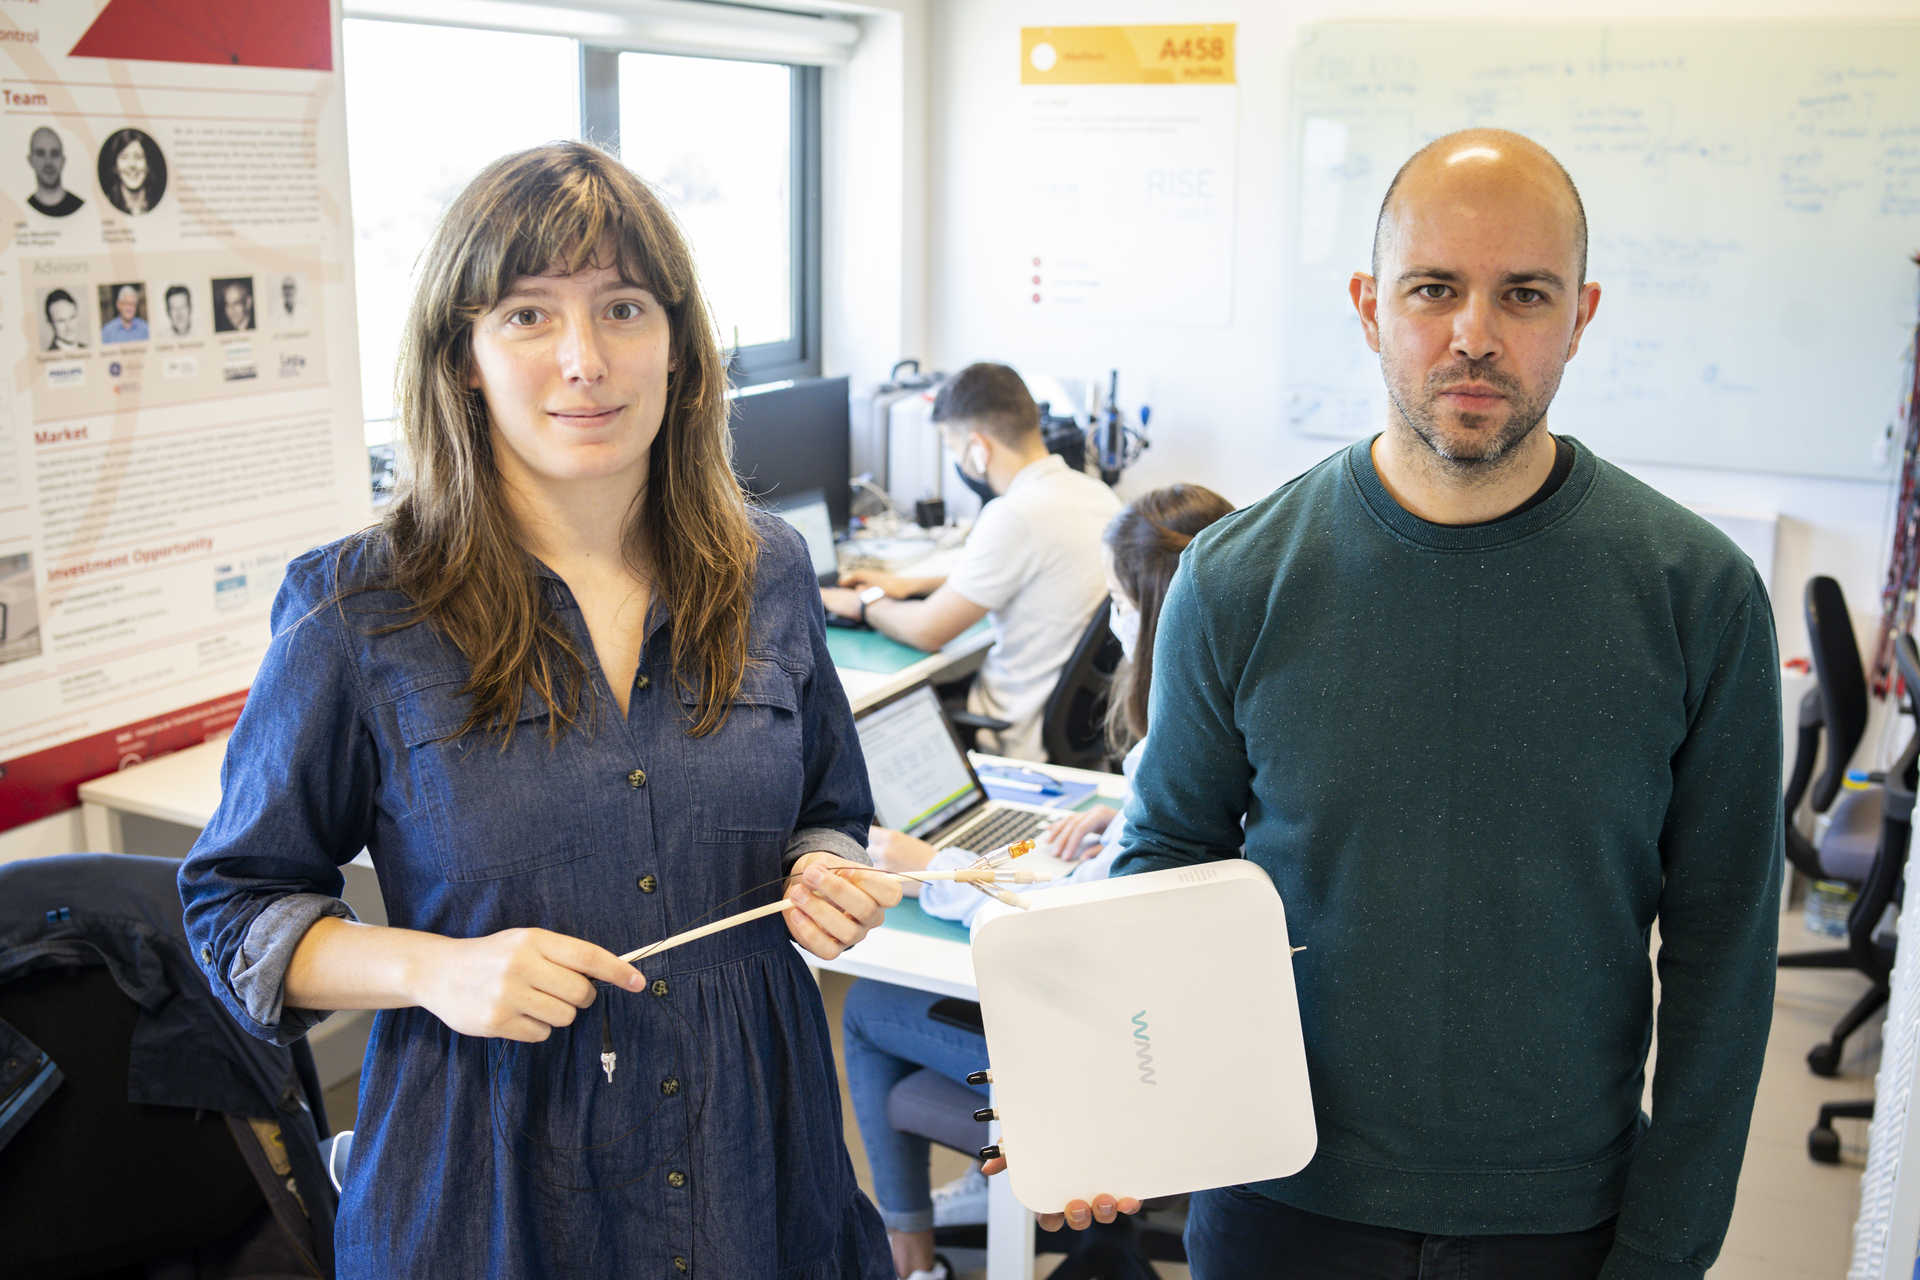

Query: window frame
[{"left": 579, "top": 47, "right": 821, "bottom": 386}]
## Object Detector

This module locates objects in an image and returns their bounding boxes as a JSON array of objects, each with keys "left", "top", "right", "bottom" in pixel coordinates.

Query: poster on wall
[
  {"left": 0, "top": 0, "right": 367, "bottom": 831},
  {"left": 1017, "top": 24, "right": 1238, "bottom": 323}
]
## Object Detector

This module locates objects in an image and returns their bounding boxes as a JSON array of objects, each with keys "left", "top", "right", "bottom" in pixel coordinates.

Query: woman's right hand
[
  {"left": 418, "top": 928, "right": 645, "bottom": 1042},
  {"left": 1038, "top": 805, "right": 1118, "bottom": 861}
]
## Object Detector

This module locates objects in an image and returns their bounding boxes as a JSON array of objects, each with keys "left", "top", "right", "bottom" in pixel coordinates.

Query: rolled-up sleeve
[{"left": 178, "top": 549, "right": 376, "bottom": 1045}]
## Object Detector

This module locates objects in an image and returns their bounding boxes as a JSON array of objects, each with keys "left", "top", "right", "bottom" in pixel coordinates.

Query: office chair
[
  {"left": 1808, "top": 633, "right": 1918, "bottom": 1162},
  {"left": 0, "top": 853, "right": 337, "bottom": 1277},
  {"left": 886, "top": 1010, "right": 1187, "bottom": 1278},
  {"left": 945, "top": 599, "right": 1124, "bottom": 770},
  {"left": 1039, "top": 597, "right": 1126, "bottom": 772},
  {"left": 1780, "top": 575, "right": 1887, "bottom": 1076}
]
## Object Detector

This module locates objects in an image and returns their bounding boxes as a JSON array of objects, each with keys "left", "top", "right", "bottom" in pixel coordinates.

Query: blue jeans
[
  {"left": 1188, "top": 1184, "right": 1617, "bottom": 1279},
  {"left": 841, "top": 979, "right": 991, "bottom": 1233}
]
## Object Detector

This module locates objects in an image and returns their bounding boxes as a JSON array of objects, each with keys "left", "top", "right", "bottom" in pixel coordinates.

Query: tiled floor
[
  {"left": 1714, "top": 916, "right": 1875, "bottom": 1279},
  {"left": 323, "top": 909, "right": 1873, "bottom": 1279}
]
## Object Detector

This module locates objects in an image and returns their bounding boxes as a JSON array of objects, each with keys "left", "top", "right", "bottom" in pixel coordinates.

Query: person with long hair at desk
[
  {"left": 178, "top": 141, "right": 899, "bottom": 1278},
  {"left": 846, "top": 483, "right": 1234, "bottom": 1280}
]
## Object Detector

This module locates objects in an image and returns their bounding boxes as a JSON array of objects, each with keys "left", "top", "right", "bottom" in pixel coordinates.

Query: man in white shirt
[{"left": 823, "top": 362, "right": 1120, "bottom": 760}]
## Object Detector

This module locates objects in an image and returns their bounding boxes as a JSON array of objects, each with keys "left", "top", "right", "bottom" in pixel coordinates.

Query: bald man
[
  {"left": 26, "top": 127, "right": 82, "bottom": 217},
  {"left": 1098, "top": 130, "right": 1781, "bottom": 1277}
]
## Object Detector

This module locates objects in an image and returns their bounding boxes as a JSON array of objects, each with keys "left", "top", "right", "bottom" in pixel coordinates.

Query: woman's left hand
[{"left": 783, "top": 852, "right": 904, "bottom": 960}]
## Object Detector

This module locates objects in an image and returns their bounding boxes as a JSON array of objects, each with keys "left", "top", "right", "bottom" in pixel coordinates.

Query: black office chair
[
  {"left": 0, "top": 853, "right": 337, "bottom": 1277},
  {"left": 1039, "top": 598, "right": 1126, "bottom": 772},
  {"left": 1808, "top": 633, "right": 1918, "bottom": 1162},
  {"left": 945, "top": 599, "right": 1125, "bottom": 770},
  {"left": 1780, "top": 575, "right": 1888, "bottom": 1076}
]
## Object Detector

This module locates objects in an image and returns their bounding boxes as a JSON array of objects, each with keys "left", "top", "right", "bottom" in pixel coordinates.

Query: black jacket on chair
[{"left": 0, "top": 852, "right": 336, "bottom": 1277}]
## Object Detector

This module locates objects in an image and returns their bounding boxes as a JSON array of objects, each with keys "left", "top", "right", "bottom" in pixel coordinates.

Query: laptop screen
[
  {"left": 767, "top": 491, "right": 839, "bottom": 584},
  {"left": 854, "top": 683, "right": 984, "bottom": 840}
]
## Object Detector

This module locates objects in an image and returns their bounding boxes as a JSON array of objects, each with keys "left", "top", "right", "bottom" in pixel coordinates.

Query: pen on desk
[{"left": 984, "top": 774, "right": 1062, "bottom": 796}]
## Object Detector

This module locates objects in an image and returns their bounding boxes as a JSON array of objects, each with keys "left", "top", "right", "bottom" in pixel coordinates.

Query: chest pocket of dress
[
  {"left": 397, "top": 679, "right": 605, "bottom": 882},
  {"left": 680, "top": 660, "right": 806, "bottom": 842}
]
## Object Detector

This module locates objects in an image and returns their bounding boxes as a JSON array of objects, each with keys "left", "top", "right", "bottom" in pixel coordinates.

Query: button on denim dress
[{"left": 179, "top": 514, "right": 892, "bottom": 1278}]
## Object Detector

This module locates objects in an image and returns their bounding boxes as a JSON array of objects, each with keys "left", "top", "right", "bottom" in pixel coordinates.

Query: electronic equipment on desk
[
  {"left": 855, "top": 359, "right": 946, "bottom": 514},
  {"left": 970, "top": 860, "right": 1315, "bottom": 1212},
  {"left": 1090, "top": 367, "right": 1150, "bottom": 486},
  {"left": 840, "top": 479, "right": 970, "bottom": 574},
  {"left": 860, "top": 361, "right": 1152, "bottom": 530}
]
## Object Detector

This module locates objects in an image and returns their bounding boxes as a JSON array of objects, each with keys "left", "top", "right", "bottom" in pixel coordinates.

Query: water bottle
[
  {"left": 1805, "top": 769, "right": 1872, "bottom": 937},
  {"left": 1806, "top": 879, "right": 1856, "bottom": 938}
]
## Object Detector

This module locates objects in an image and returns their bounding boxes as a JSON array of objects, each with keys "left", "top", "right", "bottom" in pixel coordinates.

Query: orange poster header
[{"left": 1021, "top": 24, "right": 1235, "bottom": 86}]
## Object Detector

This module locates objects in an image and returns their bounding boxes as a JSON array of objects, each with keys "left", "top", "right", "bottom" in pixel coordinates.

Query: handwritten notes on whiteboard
[{"left": 1287, "top": 22, "right": 1920, "bottom": 481}]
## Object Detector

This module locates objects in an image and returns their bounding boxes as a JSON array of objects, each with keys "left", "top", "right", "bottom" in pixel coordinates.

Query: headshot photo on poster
[
  {"left": 98, "top": 127, "right": 166, "bottom": 216},
  {"left": 38, "top": 286, "right": 88, "bottom": 353},
  {"left": 275, "top": 272, "right": 305, "bottom": 327},
  {"left": 98, "top": 281, "right": 149, "bottom": 344},
  {"left": 211, "top": 276, "right": 255, "bottom": 333},
  {"left": 26, "top": 126, "right": 84, "bottom": 218},
  {"left": 161, "top": 282, "right": 195, "bottom": 338}
]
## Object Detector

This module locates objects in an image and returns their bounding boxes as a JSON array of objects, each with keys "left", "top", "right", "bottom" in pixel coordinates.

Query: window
[
  {"left": 595, "top": 49, "right": 819, "bottom": 384},
  {"left": 343, "top": 21, "right": 578, "bottom": 439},
  {"left": 342, "top": 19, "right": 820, "bottom": 445},
  {"left": 617, "top": 53, "right": 793, "bottom": 354}
]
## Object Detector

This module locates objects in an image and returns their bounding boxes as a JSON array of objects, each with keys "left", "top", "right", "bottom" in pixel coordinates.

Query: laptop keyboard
[{"left": 931, "top": 804, "right": 1053, "bottom": 853}]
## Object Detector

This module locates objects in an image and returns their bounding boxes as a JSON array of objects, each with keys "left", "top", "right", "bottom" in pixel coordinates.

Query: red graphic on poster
[
  {"left": 0, "top": 690, "right": 247, "bottom": 830},
  {"left": 72, "top": 0, "right": 332, "bottom": 72}
]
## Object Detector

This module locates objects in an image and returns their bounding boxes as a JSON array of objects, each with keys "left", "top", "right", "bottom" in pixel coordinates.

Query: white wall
[
  {"left": 924, "top": 0, "right": 1918, "bottom": 758},
  {"left": 821, "top": 0, "right": 931, "bottom": 390}
]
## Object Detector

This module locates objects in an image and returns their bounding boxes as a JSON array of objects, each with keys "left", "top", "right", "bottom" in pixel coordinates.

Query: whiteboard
[{"left": 1286, "top": 22, "right": 1920, "bottom": 482}]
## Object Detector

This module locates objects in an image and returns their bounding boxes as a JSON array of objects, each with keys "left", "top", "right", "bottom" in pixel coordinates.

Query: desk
[
  {"left": 828, "top": 619, "right": 992, "bottom": 714},
  {"left": 77, "top": 735, "right": 230, "bottom": 854},
  {"left": 810, "top": 754, "right": 1126, "bottom": 1280}
]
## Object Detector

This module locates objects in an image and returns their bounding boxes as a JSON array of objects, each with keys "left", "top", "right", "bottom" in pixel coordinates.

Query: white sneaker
[
  {"left": 929, "top": 1164, "right": 990, "bottom": 1227},
  {"left": 904, "top": 1260, "right": 951, "bottom": 1280}
]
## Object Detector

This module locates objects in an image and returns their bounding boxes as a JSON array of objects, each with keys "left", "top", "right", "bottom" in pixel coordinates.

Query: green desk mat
[
  {"left": 881, "top": 896, "right": 971, "bottom": 945},
  {"left": 826, "top": 618, "right": 991, "bottom": 675}
]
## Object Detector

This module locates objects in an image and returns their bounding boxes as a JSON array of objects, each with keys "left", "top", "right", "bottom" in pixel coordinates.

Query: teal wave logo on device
[{"left": 1132, "top": 1010, "right": 1157, "bottom": 1085}]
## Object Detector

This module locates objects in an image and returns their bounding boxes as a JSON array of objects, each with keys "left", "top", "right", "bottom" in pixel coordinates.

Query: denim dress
[{"left": 178, "top": 513, "right": 893, "bottom": 1279}]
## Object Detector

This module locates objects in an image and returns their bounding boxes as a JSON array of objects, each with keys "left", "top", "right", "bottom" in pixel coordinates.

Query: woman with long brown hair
[{"left": 179, "top": 142, "right": 897, "bottom": 1277}]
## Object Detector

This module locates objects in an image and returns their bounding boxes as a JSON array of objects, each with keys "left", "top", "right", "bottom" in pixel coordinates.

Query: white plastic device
[{"left": 970, "top": 860, "right": 1315, "bottom": 1212}]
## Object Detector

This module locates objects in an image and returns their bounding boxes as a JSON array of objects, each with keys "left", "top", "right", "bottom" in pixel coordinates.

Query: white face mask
[{"left": 1109, "top": 598, "right": 1141, "bottom": 660}]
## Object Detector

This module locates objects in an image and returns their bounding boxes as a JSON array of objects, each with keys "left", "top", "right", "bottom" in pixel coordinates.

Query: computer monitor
[{"left": 729, "top": 375, "right": 853, "bottom": 529}]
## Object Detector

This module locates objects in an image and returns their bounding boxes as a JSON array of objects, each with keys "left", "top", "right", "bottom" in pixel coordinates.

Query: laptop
[
  {"left": 854, "top": 680, "right": 1062, "bottom": 857},
  {"left": 768, "top": 489, "right": 872, "bottom": 630},
  {"left": 767, "top": 489, "right": 841, "bottom": 587}
]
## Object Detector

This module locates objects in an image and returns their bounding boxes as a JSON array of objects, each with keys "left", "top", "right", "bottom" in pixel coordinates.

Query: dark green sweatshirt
[{"left": 1115, "top": 437, "right": 1782, "bottom": 1280}]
